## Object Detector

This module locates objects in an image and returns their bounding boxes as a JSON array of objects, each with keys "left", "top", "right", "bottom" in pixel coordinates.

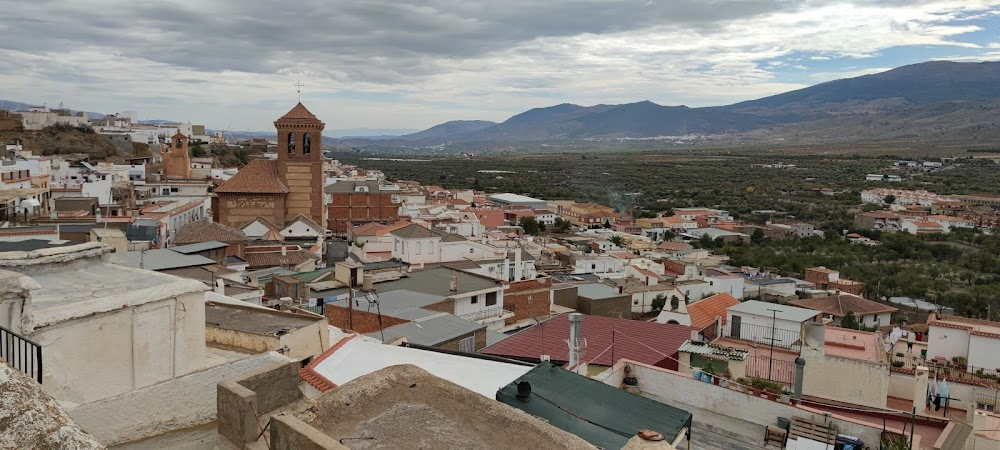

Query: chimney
[
  {"left": 568, "top": 313, "right": 583, "bottom": 371},
  {"left": 363, "top": 273, "right": 374, "bottom": 292},
  {"left": 914, "top": 366, "right": 929, "bottom": 415},
  {"left": 801, "top": 321, "right": 826, "bottom": 355},
  {"left": 794, "top": 357, "right": 805, "bottom": 401},
  {"left": 449, "top": 270, "right": 458, "bottom": 292},
  {"left": 514, "top": 248, "right": 522, "bottom": 280},
  {"left": 214, "top": 279, "right": 225, "bottom": 295}
]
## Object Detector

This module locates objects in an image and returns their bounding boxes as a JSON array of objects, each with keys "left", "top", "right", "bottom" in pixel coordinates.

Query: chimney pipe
[
  {"left": 363, "top": 273, "right": 374, "bottom": 292},
  {"left": 568, "top": 313, "right": 583, "bottom": 370},
  {"left": 794, "top": 357, "right": 805, "bottom": 401},
  {"left": 449, "top": 270, "right": 458, "bottom": 292}
]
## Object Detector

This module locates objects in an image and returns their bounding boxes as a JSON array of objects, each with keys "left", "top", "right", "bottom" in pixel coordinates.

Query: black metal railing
[
  {"left": 726, "top": 321, "right": 802, "bottom": 351},
  {"left": 744, "top": 354, "right": 796, "bottom": 386},
  {"left": 890, "top": 355, "right": 1000, "bottom": 385},
  {"left": 976, "top": 393, "right": 999, "bottom": 412},
  {"left": 0, "top": 324, "right": 42, "bottom": 383}
]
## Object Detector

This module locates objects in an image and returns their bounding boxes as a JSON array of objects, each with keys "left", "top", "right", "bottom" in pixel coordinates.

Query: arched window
[
  {"left": 287, "top": 132, "right": 295, "bottom": 153},
  {"left": 303, "top": 133, "right": 311, "bottom": 154},
  {"left": 415, "top": 241, "right": 422, "bottom": 255},
  {"left": 175, "top": 139, "right": 182, "bottom": 149}
]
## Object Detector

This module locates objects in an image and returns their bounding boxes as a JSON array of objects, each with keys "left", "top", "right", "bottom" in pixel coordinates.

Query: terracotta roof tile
[
  {"left": 173, "top": 220, "right": 248, "bottom": 245},
  {"left": 787, "top": 294, "right": 897, "bottom": 317},
  {"left": 214, "top": 159, "right": 288, "bottom": 194},
  {"left": 481, "top": 313, "right": 691, "bottom": 370},
  {"left": 278, "top": 102, "right": 319, "bottom": 121},
  {"left": 284, "top": 213, "right": 324, "bottom": 232},
  {"left": 687, "top": 293, "right": 740, "bottom": 329},
  {"left": 244, "top": 249, "right": 318, "bottom": 268}
]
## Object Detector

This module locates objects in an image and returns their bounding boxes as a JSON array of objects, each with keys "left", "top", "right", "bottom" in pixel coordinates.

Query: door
[{"left": 731, "top": 315, "right": 741, "bottom": 339}]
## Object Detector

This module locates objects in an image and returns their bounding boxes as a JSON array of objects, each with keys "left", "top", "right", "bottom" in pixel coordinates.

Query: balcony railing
[
  {"left": 461, "top": 307, "right": 514, "bottom": 322},
  {"left": 0, "top": 324, "right": 42, "bottom": 383},
  {"left": 725, "top": 321, "right": 802, "bottom": 352}
]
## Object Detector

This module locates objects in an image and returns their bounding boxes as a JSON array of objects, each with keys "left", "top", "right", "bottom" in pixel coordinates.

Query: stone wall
[{"left": 217, "top": 359, "right": 304, "bottom": 448}]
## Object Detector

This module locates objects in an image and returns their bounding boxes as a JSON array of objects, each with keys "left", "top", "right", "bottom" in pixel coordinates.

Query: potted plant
[
  {"left": 780, "top": 388, "right": 792, "bottom": 404},
  {"left": 891, "top": 360, "right": 905, "bottom": 368},
  {"left": 702, "top": 362, "right": 717, "bottom": 384},
  {"left": 734, "top": 377, "right": 748, "bottom": 393},
  {"left": 750, "top": 378, "right": 764, "bottom": 396},
  {"left": 720, "top": 368, "right": 733, "bottom": 389}
]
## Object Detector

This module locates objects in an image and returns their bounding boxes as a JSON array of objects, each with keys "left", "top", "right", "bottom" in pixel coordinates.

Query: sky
[{"left": 3, "top": 1, "right": 1000, "bottom": 132}]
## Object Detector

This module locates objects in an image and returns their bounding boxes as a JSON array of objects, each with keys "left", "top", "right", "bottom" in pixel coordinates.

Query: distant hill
[
  {"left": 370, "top": 60, "right": 1000, "bottom": 147},
  {"left": 327, "top": 127, "right": 421, "bottom": 139},
  {"left": 398, "top": 120, "right": 497, "bottom": 141},
  {"left": 0, "top": 100, "right": 105, "bottom": 119}
]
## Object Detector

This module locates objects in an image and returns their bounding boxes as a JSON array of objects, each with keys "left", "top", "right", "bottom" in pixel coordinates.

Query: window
[
  {"left": 469, "top": 248, "right": 474, "bottom": 254},
  {"left": 471, "top": 296, "right": 478, "bottom": 304},
  {"left": 634, "top": 300, "right": 639, "bottom": 305},
  {"left": 175, "top": 139, "right": 182, "bottom": 149},
  {"left": 459, "top": 336, "right": 475, "bottom": 352},
  {"left": 591, "top": 264, "right": 596, "bottom": 270},
  {"left": 428, "top": 241, "right": 434, "bottom": 254},
  {"left": 486, "top": 292, "right": 497, "bottom": 306},
  {"left": 287, "top": 132, "right": 295, "bottom": 153},
  {"left": 415, "top": 241, "right": 422, "bottom": 255},
  {"left": 303, "top": 133, "right": 311, "bottom": 154}
]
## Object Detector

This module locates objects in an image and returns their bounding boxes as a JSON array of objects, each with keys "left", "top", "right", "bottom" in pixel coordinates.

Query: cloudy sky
[{"left": 3, "top": 1, "right": 1000, "bottom": 132}]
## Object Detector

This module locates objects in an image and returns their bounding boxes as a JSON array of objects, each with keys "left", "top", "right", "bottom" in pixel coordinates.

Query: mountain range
[{"left": 352, "top": 60, "right": 1000, "bottom": 148}]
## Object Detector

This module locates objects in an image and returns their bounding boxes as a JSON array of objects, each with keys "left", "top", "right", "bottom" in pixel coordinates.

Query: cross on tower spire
[{"left": 294, "top": 80, "right": 304, "bottom": 103}]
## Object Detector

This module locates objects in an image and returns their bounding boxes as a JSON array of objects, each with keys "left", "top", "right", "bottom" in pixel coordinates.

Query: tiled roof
[
  {"left": 687, "top": 293, "right": 740, "bottom": 329},
  {"left": 244, "top": 249, "right": 319, "bottom": 269},
  {"left": 173, "top": 219, "right": 248, "bottom": 245},
  {"left": 389, "top": 223, "right": 466, "bottom": 242},
  {"left": 240, "top": 216, "right": 280, "bottom": 233},
  {"left": 657, "top": 241, "right": 692, "bottom": 251},
  {"left": 278, "top": 102, "right": 320, "bottom": 121},
  {"left": 788, "top": 294, "right": 897, "bottom": 317},
  {"left": 481, "top": 313, "right": 692, "bottom": 369},
  {"left": 214, "top": 159, "right": 288, "bottom": 194},
  {"left": 677, "top": 340, "right": 748, "bottom": 361},
  {"left": 284, "top": 213, "right": 324, "bottom": 232}
]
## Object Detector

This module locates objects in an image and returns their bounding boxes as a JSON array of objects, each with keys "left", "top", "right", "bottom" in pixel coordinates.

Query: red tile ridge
[{"left": 299, "top": 333, "right": 357, "bottom": 392}]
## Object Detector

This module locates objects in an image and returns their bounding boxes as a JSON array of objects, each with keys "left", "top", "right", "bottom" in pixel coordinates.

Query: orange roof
[
  {"left": 214, "top": 159, "right": 288, "bottom": 194},
  {"left": 687, "top": 293, "right": 740, "bottom": 329},
  {"left": 910, "top": 221, "right": 942, "bottom": 227},
  {"left": 277, "top": 102, "right": 319, "bottom": 121},
  {"left": 657, "top": 241, "right": 691, "bottom": 251}
]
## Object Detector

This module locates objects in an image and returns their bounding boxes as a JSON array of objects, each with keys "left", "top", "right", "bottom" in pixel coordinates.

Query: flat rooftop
[
  {"left": 205, "top": 302, "right": 321, "bottom": 336},
  {"left": 292, "top": 364, "right": 592, "bottom": 450},
  {"left": 9, "top": 253, "right": 206, "bottom": 328},
  {"left": 313, "top": 267, "right": 501, "bottom": 298}
]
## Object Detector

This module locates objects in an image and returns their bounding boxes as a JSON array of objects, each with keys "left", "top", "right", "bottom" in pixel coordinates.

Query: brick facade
[
  {"left": 327, "top": 190, "right": 400, "bottom": 233},
  {"left": 324, "top": 305, "right": 410, "bottom": 334},
  {"left": 503, "top": 278, "right": 553, "bottom": 324},
  {"left": 163, "top": 132, "right": 191, "bottom": 180}
]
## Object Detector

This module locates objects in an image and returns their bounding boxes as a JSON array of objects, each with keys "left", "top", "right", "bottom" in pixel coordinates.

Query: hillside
[
  {"left": 0, "top": 125, "right": 120, "bottom": 159},
  {"left": 366, "top": 60, "right": 1000, "bottom": 148}
]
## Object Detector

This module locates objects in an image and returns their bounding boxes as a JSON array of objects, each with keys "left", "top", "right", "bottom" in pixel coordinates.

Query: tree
[
  {"left": 751, "top": 228, "right": 766, "bottom": 243},
  {"left": 518, "top": 216, "right": 540, "bottom": 236},
  {"left": 553, "top": 217, "right": 572, "bottom": 233},
  {"left": 538, "top": 221, "right": 546, "bottom": 232},
  {"left": 841, "top": 311, "right": 860, "bottom": 330},
  {"left": 189, "top": 144, "right": 206, "bottom": 158},
  {"left": 609, "top": 235, "right": 626, "bottom": 248},
  {"left": 883, "top": 195, "right": 896, "bottom": 205},
  {"left": 651, "top": 294, "right": 667, "bottom": 313}
]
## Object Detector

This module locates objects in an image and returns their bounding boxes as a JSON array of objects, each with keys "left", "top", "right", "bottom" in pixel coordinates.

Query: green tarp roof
[{"left": 497, "top": 362, "right": 692, "bottom": 450}]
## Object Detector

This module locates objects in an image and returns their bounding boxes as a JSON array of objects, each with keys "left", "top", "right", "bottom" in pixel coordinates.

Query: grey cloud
[{"left": 1, "top": 0, "right": 796, "bottom": 81}]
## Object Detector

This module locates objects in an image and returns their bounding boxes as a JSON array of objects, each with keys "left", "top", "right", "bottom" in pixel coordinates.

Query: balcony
[
  {"left": 0, "top": 324, "right": 42, "bottom": 383},
  {"left": 461, "top": 307, "right": 515, "bottom": 323}
]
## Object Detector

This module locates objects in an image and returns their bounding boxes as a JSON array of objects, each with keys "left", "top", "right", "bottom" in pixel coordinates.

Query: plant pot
[
  {"left": 752, "top": 387, "right": 763, "bottom": 397},
  {"left": 712, "top": 376, "right": 720, "bottom": 386},
  {"left": 780, "top": 394, "right": 791, "bottom": 404},
  {"left": 720, "top": 379, "right": 730, "bottom": 389},
  {"left": 767, "top": 391, "right": 778, "bottom": 401},
  {"left": 692, "top": 370, "right": 702, "bottom": 380}
]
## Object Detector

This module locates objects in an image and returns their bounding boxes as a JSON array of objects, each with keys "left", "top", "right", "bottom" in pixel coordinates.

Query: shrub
[{"left": 891, "top": 361, "right": 905, "bottom": 368}]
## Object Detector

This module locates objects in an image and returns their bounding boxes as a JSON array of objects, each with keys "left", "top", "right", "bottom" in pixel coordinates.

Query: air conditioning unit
[{"left": 540, "top": 354, "right": 551, "bottom": 362}]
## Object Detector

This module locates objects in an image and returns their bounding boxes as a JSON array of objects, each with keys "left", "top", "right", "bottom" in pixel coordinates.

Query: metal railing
[
  {"left": 744, "top": 354, "right": 796, "bottom": 386},
  {"left": 0, "top": 324, "right": 42, "bottom": 383},
  {"left": 726, "top": 321, "right": 802, "bottom": 351},
  {"left": 890, "top": 355, "right": 1000, "bottom": 385},
  {"left": 976, "top": 393, "right": 999, "bottom": 411},
  {"left": 461, "top": 307, "right": 514, "bottom": 322}
]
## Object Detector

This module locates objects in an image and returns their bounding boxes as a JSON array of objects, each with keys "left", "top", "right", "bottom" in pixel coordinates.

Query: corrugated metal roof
[
  {"left": 677, "top": 340, "right": 748, "bottom": 361},
  {"left": 110, "top": 249, "right": 215, "bottom": 271},
  {"left": 367, "top": 313, "right": 483, "bottom": 346},
  {"left": 727, "top": 300, "right": 820, "bottom": 323},
  {"left": 481, "top": 313, "right": 692, "bottom": 369},
  {"left": 497, "top": 362, "right": 692, "bottom": 449},
  {"left": 170, "top": 241, "right": 228, "bottom": 254}
]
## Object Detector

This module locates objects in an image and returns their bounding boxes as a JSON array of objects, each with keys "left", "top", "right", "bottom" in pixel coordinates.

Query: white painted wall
[
  {"left": 969, "top": 334, "right": 1000, "bottom": 371},
  {"left": 800, "top": 346, "right": 889, "bottom": 408},
  {"left": 571, "top": 256, "right": 624, "bottom": 275},
  {"left": 68, "top": 352, "right": 291, "bottom": 446},
  {"left": 927, "top": 324, "right": 970, "bottom": 362},
  {"left": 856, "top": 312, "right": 893, "bottom": 328},
  {"left": 705, "top": 276, "right": 745, "bottom": 300},
  {"left": 32, "top": 292, "right": 206, "bottom": 406}
]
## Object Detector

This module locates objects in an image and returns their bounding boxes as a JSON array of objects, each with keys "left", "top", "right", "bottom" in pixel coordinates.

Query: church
[{"left": 212, "top": 103, "right": 326, "bottom": 232}]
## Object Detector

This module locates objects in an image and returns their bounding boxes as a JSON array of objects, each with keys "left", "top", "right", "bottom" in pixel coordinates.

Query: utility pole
[{"left": 767, "top": 308, "right": 781, "bottom": 381}]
